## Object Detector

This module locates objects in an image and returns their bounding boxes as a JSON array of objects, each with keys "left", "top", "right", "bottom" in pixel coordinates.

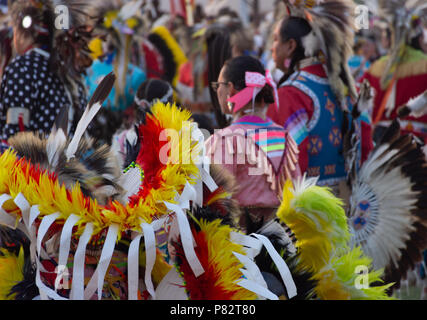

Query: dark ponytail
[
  {"left": 223, "top": 55, "right": 275, "bottom": 105},
  {"left": 277, "top": 16, "right": 312, "bottom": 85}
]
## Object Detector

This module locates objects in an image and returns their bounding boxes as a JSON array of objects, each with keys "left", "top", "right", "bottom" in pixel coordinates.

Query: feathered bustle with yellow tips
[
  {"left": 174, "top": 217, "right": 257, "bottom": 300},
  {"left": 313, "top": 247, "right": 394, "bottom": 300},
  {"left": 277, "top": 175, "right": 395, "bottom": 300},
  {"left": 277, "top": 176, "right": 349, "bottom": 273}
]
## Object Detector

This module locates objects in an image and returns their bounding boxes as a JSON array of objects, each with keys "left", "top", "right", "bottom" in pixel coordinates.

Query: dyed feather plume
[
  {"left": 277, "top": 176, "right": 395, "bottom": 299},
  {"left": 173, "top": 215, "right": 257, "bottom": 300},
  {"left": 148, "top": 25, "right": 188, "bottom": 92},
  {"left": 277, "top": 176, "right": 350, "bottom": 273},
  {"left": 0, "top": 247, "right": 25, "bottom": 300},
  {"left": 348, "top": 119, "right": 427, "bottom": 289},
  {"left": 313, "top": 246, "right": 394, "bottom": 300}
]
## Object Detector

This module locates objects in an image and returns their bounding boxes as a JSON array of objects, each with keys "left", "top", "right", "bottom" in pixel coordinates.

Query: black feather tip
[{"left": 88, "top": 72, "right": 116, "bottom": 107}]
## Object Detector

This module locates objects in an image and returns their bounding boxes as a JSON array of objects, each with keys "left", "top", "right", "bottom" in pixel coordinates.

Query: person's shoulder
[
  {"left": 3, "top": 54, "right": 28, "bottom": 73},
  {"left": 367, "top": 55, "right": 389, "bottom": 77}
]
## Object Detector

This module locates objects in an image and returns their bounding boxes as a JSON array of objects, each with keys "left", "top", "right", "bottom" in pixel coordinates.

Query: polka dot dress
[{"left": 0, "top": 49, "right": 86, "bottom": 140}]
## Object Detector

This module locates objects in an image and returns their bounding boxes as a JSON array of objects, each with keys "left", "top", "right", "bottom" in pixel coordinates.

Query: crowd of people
[{"left": 0, "top": 0, "right": 426, "bottom": 300}]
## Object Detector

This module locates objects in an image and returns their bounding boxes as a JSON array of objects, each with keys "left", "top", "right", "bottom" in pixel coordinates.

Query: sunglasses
[{"left": 211, "top": 81, "right": 229, "bottom": 92}]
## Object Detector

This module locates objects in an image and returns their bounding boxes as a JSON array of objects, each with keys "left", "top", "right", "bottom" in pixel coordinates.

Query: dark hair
[
  {"left": 11, "top": 3, "right": 56, "bottom": 70},
  {"left": 410, "top": 33, "right": 424, "bottom": 52},
  {"left": 222, "top": 55, "right": 275, "bottom": 105},
  {"left": 11, "top": 4, "right": 54, "bottom": 51},
  {"left": 136, "top": 78, "right": 173, "bottom": 103},
  {"left": 206, "top": 26, "right": 232, "bottom": 128},
  {"left": 133, "top": 78, "right": 173, "bottom": 121},
  {"left": 277, "top": 16, "right": 312, "bottom": 85}
]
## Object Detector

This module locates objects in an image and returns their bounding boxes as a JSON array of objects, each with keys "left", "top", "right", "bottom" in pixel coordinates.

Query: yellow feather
[
  {"left": 150, "top": 26, "right": 188, "bottom": 92},
  {"left": 195, "top": 218, "right": 257, "bottom": 300},
  {"left": 0, "top": 247, "right": 25, "bottom": 300}
]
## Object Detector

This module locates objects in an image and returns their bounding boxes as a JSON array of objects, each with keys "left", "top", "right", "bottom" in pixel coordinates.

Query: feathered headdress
[
  {"left": 88, "top": 0, "right": 144, "bottom": 107},
  {"left": 282, "top": 0, "right": 357, "bottom": 104}
]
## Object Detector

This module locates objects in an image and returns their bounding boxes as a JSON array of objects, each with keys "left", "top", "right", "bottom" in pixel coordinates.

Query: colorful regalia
[
  {"left": 85, "top": 0, "right": 147, "bottom": 112},
  {"left": 205, "top": 114, "right": 300, "bottom": 228},
  {"left": 360, "top": 0, "right": 427, "bottom": 142},
  {"left": 0, "top": 67, "right": 398, "bottom": 300},
  {"left": 267, "top": 0, "right": 373, "bottom": 189},
  {"left": 0, "top": 73, "right": 297, "bottom": 300}
]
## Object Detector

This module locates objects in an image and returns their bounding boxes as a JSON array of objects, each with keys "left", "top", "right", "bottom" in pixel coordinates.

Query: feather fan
[{"left": 348, "top": 119, "right": 427, "bottom": 289}]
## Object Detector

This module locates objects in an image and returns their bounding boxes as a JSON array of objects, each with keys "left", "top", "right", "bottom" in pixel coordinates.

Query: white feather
[
  {"left": 118, "top": 0, "right": 143, "bottom": 21},
  {"left": 46, "top": 128, "right": 67, "bottom": 168},
  {"left": 407, "top": 89, "right": 427, "bottom": 117},
  {"left": 65, "top": 102, "right": 103, "bottom": 161}
]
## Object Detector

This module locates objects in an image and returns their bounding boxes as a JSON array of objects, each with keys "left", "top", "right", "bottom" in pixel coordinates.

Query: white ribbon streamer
[
  {"left": 164, "top": 202, "right": 204, "bottom": 277},
  {"left": 70, "top": 222, "right": 93, "bottom": 300},
  {"left": 230, "top": 232, "right": 262, "bottom": 260},
  {"left": 55, "top": 214, "right": 81, "bottom": 292},
  {"left": 128, "top": 232, "right": 142, "bottom": 300},
  {"left": 13, "top": 193, "right": 30, "bottom": 228},
  {"left": 36, "top": 258, "right": 68, "bottom": 300},
  {"left": 0, "top": 194, "right": 16, "bottom": 228},
  {"left": 128, "top": 218, "right": 167, "bottom": 300},
  {"left": 142, "top": 223, "right": 156, "bottom": 298},
  {"left": 252, "top": 233, "right": 297, "bottom": 299},
  {"left": 237, "top": 279, "right": 278, "bottom": 301},
  {"left": 201, "top": 168, "right": 218, "bottom": 192},
  {"left": 233, "top": 252, "right": 268, "bottom": 288},
  {"left": 35, "top": 212, "right": 61, "bottom": 300},
  {"left": 177, "top": 182, "right": 197, "bottom": 209},
  {"left": 36, "top": 212, "right": 60, "bottom": 256},
  {"left": 84, "top": 224, "right": 119, "bottom": 300}
]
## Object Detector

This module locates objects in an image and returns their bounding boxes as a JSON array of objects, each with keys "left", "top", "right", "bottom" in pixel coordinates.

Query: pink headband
[{"left": 227, "top": 70, "right": 279, "bottom": 113}]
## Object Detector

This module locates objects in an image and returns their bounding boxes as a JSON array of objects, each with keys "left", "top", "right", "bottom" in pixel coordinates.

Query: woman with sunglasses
[{"left": 205, "top": 55, "right": 300, "bottom": 230}]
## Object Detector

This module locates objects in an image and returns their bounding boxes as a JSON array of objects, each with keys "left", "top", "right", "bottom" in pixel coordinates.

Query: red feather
[
  {"left": 175, "top": 228, "right": 241, "bottom": 300},
  {"left": 129, "top": 116, "right": 169, "bottom": 205}
]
